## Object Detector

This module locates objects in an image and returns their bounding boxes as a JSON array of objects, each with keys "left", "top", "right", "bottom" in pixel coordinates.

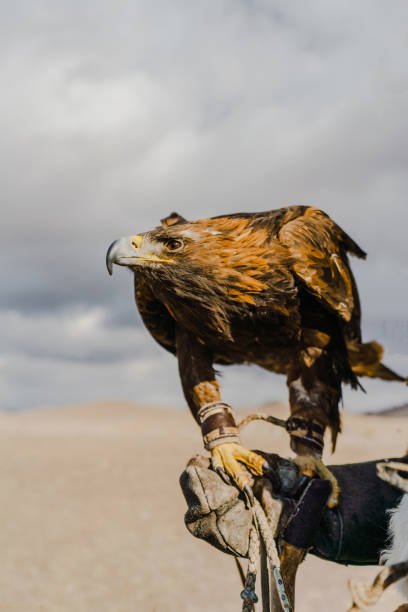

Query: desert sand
[{"left": 0, "top": 401, "right": 406, "bottom": 612}]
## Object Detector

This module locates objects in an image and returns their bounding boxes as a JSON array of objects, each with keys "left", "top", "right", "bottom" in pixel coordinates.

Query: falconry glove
[{"left": 180, "top": 453, "right": 408, "bottom": 566}]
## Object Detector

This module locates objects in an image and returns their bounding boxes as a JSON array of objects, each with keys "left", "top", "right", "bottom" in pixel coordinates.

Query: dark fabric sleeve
[{"left": 311, "top": 458, "right": 407, "bottom": 565}]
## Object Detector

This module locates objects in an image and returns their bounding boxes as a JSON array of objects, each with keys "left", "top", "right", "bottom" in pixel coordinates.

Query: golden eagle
[{"left": 107, "top": 206, "right": 406, "bottom": 506}]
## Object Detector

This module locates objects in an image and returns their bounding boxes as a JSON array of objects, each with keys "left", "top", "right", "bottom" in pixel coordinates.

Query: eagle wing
[
  {"left": 134, "top": 275, "right": 176, "bottom": 354},
  {"left": 277, "top": 207, "right": 366, "bottom": 323}
]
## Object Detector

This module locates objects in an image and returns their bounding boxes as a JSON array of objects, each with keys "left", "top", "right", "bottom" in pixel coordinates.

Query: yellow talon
[
  {"left": 211, "top": 442, "right": 266, "bottom": 490},
  {"left": 294, "top": 455, "right": 341, "bottom": 508}
]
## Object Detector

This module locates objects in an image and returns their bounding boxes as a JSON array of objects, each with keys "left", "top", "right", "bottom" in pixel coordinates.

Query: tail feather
[{"left": 347, "top": 340, "right": 407, "bottom": 383}]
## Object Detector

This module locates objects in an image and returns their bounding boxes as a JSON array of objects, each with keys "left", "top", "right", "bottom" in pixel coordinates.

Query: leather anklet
[
  {"left": 286, "top": 417, "right": 324, "bottom": 454},
  {"left": 197, "top": 401, "right": 240, "bottom": 450}
]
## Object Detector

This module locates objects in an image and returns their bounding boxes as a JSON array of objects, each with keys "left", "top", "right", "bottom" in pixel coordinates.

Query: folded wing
[{"left": 278, "top": 207, "right": 366, "bottom": 323}]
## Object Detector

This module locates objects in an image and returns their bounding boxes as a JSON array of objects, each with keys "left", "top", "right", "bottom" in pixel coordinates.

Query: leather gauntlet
[{"left": 197, "top": 401, "right": 240, "bottom": 450}]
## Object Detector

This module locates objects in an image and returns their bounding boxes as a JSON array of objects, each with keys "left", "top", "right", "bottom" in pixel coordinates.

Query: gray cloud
[{"left": 0, "top": 0, "right": 407, "bottom": 411}]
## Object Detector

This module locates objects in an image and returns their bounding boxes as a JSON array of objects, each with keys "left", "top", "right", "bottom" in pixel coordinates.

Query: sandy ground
[{"left": 0, "top": 402, "right": 407, "bottom": 612}]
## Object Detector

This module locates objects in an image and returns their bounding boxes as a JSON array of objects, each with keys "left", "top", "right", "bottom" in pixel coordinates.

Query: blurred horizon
[{"left": 1, "top": 1, "right": 407, "bottom": 413}]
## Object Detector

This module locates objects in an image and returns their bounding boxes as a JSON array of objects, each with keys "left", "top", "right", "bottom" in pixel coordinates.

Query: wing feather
[{"left": 278, "top": 207, "right": 366, "bottom": 322}]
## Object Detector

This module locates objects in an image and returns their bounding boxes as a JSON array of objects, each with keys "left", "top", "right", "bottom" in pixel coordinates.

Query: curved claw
[{"left": 211, "top": 443, "right": 266, "bottom": 492}]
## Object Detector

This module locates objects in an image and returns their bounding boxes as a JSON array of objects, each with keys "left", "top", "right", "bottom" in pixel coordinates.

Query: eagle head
[
  {"left": 106, "top": 212, "right": 190, "bottom": 275},
  {"left": 106, "top": 212, "right": 294, "bottom": 337}
]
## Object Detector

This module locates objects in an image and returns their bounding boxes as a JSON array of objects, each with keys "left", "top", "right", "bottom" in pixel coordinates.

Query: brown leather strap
[
  {"left": 285, "top": 417, "right": 324, "bottom": 453},
  {"left": 198, "top": 401, "right": 240, "bottom": 450}
]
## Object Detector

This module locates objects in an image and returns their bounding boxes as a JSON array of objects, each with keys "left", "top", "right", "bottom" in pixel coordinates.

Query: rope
[
  {"left": 236, "top": 412, "right": 291, "bottom": 611},
  {"left": 254, "top": 498, "right": 291, "bottom": 611},
  {"left": 241, "top": 526, "right": 260, "bottom": 612},
  {"left": 240, "top": 492, "right": 291, "bottom": 611}
]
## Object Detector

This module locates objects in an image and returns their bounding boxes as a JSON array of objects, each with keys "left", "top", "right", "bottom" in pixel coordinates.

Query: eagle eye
[{"left": 164, "top": 238, "right": 184, "bottom": 252}]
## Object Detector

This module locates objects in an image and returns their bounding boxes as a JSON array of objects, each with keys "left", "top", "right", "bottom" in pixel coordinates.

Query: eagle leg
[
  {"left": 175, "top": 328, "right": 268, "bottom": 491},
  {"left": 287, "top": 356, "right": 343, "bottom": 508},
  {"left": 293, "top": 454, "right": 340, "bottom": 508},
  {"left": 287, "top": 418, "right": 341, "bottom": 507}
]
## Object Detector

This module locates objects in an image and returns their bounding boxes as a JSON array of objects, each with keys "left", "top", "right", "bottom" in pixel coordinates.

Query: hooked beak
[
  {"left": 106, "top": 235, "right": 143, "bottom": 276},
  {"left": 106, "top": 234, "right": 174, "bottom": 275}
]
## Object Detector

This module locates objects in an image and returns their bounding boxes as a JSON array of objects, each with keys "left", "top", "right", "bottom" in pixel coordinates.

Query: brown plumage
[{"left": 107, "top": 206, "right": 406, "bottom": 498}]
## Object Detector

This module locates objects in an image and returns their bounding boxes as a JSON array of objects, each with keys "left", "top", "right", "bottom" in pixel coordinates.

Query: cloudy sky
[{"left": 1, "top": 0, "right": 407, "bottom": 413}]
